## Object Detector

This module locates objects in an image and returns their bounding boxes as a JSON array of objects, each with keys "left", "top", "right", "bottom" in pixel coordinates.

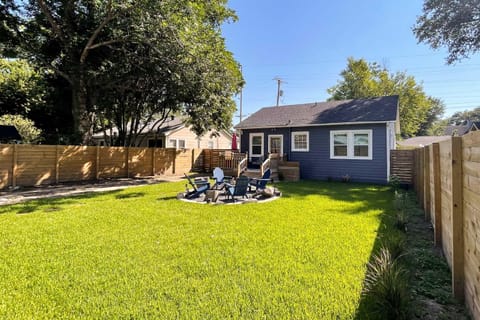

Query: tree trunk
[{"left": 71, "top": 77, "right": 92, "bottom": 144}]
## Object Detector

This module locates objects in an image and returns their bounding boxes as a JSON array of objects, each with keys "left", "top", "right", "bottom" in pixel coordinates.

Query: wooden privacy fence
[
  {"left": 390, "top": 149, "right": 415, "bottom": 184},
  {"left": 0, "top": 144, "right": 205, "bottom": 189},
  {"left": 412, "top": 131, "right": 480, "bottom": 319}
]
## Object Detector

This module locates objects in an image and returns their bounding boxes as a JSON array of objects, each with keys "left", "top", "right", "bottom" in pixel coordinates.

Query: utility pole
[
  {"left": 239, "top": 66, "right": 243, "bottom": 122},
  {"left": 273, "top": 76, "right": 284, "bottom": 106}
]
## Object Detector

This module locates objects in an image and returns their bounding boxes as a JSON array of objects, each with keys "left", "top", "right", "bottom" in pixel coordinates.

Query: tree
[
  {"left": 413, "top": 0, "right": 480, "bottom": 64},
  {"left": 328, "top": 58, "right": 444, "bottom": 137},
  {"left": 0, "top": 58, "right": 47, "bottom": 116},
  {"left": 448, "top": 107, "right": 480, "bottom": 124},
  {"left": 2, "top": 0, "right": 242, "bottom": 144},
  {"left": 417, "top": 97, "right": 446, "bottom": 136},
  {"left": 0, "top": 114, "right": 42, "bottom": 143}
]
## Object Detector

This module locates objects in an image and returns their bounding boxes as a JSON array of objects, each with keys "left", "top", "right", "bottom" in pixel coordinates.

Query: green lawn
[{"left": 0, "top": 180, "right": 394, "bottom": 319}]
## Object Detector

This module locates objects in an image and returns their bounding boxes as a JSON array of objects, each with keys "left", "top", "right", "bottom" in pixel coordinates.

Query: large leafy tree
[
  {"left": 413, "top": 0, "right": 480, "bottom": 64},
  {"left": 328, "top": 58, "right": 444, "bottom": 137},
  {"left": 1, "top": 0, "right": 242, "bottom": 145}
]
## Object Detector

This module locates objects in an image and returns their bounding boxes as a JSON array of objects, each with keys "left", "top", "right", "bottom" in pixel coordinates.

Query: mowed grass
[{"left": 0, "top": 180, "right": 393, "bottom": 319}]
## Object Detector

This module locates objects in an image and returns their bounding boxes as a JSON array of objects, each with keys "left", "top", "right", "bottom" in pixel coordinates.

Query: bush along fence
[
  {"left": 411, "top": 131, "right": 480, "bottom": 319},
  {"left": 0, "top": 144, "right": 229, "bottom": 189}
]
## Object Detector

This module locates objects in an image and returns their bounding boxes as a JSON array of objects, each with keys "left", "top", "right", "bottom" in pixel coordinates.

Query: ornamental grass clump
[
  {"left": 363, "top": 247, "right": 410, "bottom": 320},
  {"left": 393, "top": 191, "right": 409, "bottom": 232}
]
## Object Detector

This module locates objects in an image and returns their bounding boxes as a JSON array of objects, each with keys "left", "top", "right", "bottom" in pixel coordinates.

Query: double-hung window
[
  {"left": 291, "top": 131, "right": 309, "bottom": 152},
  {"left": 168, "top": 139, "right": 186, "bottom": 149},
  {"left": 330, "top": 130, "right": 372, "bottom": 159},
  {"left": 249, "top": 133, "right": 264, "bottom": 158}
]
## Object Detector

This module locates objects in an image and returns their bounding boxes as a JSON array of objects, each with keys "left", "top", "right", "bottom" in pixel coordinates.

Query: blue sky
[{"left": 222, "top": 0, "right": 480, "bottom": 125}]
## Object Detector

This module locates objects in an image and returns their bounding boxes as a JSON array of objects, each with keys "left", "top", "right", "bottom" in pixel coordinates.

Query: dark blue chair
[
  {"left": 184, "top": 173, "right": 210, "bottom": 199},
  {"left": 248, "top": 168, "right": 272, "bottom": 192},
  {"left": 225, "top": 175, "right": 250, "bottom": 202}
]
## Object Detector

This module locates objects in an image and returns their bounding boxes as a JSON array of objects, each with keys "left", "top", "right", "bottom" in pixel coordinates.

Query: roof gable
[{"left": 235, "top": 96, "right": 399, "bottom": 129}]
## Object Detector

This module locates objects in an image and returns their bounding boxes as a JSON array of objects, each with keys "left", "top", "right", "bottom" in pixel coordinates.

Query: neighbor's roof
[
  {"left": 0, "top": 125, "right": 22, "bottom": 141},
  {"left": 444, "top": 120, "right": 479, "bottom": 136},
  {"left": 235, "top": 96, "right": 399, "bottom": 129},
  {"left": 397, "top": 136, "right": 450, "bottom": 148}
]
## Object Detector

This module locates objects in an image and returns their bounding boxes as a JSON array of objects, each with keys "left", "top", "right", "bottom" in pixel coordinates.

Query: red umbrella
[{"left": 231, "top": 133, "right": 238, "bottom": 151}]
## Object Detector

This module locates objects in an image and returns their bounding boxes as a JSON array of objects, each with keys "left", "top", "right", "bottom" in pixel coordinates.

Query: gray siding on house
[{"left": 240, "top": 123, "right": 388, "bottom": 184}]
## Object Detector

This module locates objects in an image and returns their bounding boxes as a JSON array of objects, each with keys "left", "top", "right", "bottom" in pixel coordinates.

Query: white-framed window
[
  {"left": 168, "top": 139, "right": 186, "bottom": 149},
  {"left": 330, "top": 130, "right": 372, "bottom": 160},
  {"left": 268, "top": 134, "right": 283, "bottom": 154},
  {"left": 291, "top": 131, "right": 309, "bottom": 152},
  {"left": 207, "top": 140, "right": 214, "bottom": 149},
  {"left": 249, "top": 133, "right": 264, "bottom": 158}
]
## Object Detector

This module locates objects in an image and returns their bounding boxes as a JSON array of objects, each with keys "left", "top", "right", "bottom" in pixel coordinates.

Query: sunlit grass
[{"left": 0, "top": 180, "right": 393, "bottom": 319}]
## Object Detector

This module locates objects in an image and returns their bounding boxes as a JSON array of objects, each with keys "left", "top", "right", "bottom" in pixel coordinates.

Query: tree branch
[
  {"left": 88, "top": 39, "right": 123, "bottom": 51},
  {"left": 36, "top": 0, "right": 65, "bottom": 42},
  {"left": 80, "top": 0, "right": 118, "bottom": 63}
]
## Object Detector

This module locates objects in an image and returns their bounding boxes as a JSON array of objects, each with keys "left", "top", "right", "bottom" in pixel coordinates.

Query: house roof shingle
[
  {"left": 444, "top": 120, "right": 480, "bottom": 136},
  {"left": 235, "top": 96, "right": 399, "bottom": 129},
  {"left": 397, "top": 136, "right": 450, "bottom": 148}
]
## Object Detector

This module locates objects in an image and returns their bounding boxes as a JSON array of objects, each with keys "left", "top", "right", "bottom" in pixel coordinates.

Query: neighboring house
[
  {"left": 0, "top": 125, "right": 22, "bottom": 143},
  {"left": 93, "top": 117, "right": 232, "bottom": 149},
  {"left": 234, "top": 96, "right": 400, "bottom": 184},
  {"left": 397, "top": 136, "right": 450, "bottom": 149},
  {"left": 444, "top": 120, "right": 479, "bottom": 136}
]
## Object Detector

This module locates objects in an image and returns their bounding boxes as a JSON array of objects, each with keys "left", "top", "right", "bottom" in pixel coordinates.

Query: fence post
[
  {"left": 172, "top": 148, "right": 176, "bottom": 174},
  {"left": 126, "top": 147, "right": 130, "bottom": 178},
  {"left": 418, "top": 148, "right": 424, "bottom": 207},
  {"left": 432, "top": 143, "right": 442, "bottom": 247},
  {"left": 12, "top": 144, "right": 17, "bottom": 188},
  {"left": 95, "top": 145, "right": 100, "bottom": 180},
  {"left": 152, "top": 148, "right": 156, "bottom": 176},
  {"left": 424, "top": 146, "right": 431, "bottom": 221},
  {"left": 55, "top": 145, "right": 60, "bottom": 184},
  {"left": 451, "top": 136, "right": 464, "bottom": 301}
]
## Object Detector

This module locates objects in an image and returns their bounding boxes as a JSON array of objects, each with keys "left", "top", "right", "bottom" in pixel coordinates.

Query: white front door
[
  {"left": 249, "top": 133, "right": 264, "bottom": 161},
  {"left": 268, "top": 135, "right": 283, "bottom": 155}
]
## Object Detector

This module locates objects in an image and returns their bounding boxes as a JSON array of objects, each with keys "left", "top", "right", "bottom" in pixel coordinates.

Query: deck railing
[{"left": 261, "top": 156, "right": 271, "bottom": 176}]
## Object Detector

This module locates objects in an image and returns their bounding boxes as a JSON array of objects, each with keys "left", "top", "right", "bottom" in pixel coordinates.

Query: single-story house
[
  {"left": 93, "top": 116, "right": 233, "bottom": 149},
  {"left": 444, "top": 120, "right": 479, "bottom": 136},
  {"left": 234, "top": 95, "right": 400, "bottom": 184},
  {"left": 0, "top": 125, "right": 22, "bottom": 143}
]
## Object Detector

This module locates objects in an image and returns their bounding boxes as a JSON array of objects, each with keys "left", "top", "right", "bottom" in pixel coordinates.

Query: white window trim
[
  {"left": 168, "top": 138, "right": 186, "bottom": 149},
  {"left": 291, "top": 131, "right": 309, "bottom": 152},
  {"left": 249, "top": 132, "right": 264, "bottom": 159},
  {"left": 330, "top": 130, "right": 373, "bottom": 160},
  {"left": 268, "top": 134, "right": 283, "bottom": 155}
]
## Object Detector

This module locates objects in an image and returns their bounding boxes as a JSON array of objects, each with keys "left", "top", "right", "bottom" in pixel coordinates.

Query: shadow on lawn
[
  {"left": 280, "top": 180, "right": 398, "bottom": 318},
  {"left": 279, "top": 180, "right": 391, "bottom": 215},
  {"left": 0, "top": 190, "right": 125, "bottom": 215}
]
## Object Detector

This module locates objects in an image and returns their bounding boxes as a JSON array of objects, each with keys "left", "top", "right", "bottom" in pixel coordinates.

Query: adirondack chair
[
  {"left": 248, "top": 168, "right": 272, "bottom": 192},
  {"left": 184, "top": 173, "right": 210, "bottom": 199},
  {"left": 225, "top": 175, "right": 250, "bottom": 202},
  {"left": 211, "top": 167, "right": 233, "bottom": 190}
]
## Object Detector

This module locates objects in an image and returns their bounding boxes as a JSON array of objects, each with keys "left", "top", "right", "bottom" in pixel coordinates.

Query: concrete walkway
[{"left": 0, "top": 176, "right": 185, "bottom": 206}]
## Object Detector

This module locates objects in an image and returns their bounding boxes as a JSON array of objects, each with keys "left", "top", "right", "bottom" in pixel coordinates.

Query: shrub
[{"left": 363, "top": 247, "right": 410, "bottom": 320}]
